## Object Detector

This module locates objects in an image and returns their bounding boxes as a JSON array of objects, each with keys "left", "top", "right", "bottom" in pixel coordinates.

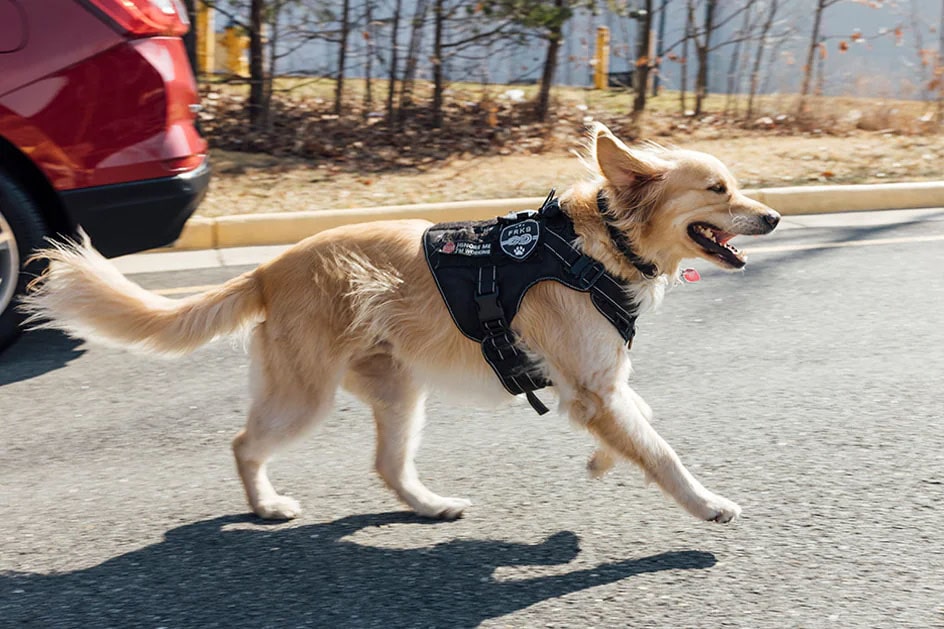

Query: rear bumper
[{"left": 60, "top": 159, "right": 210, "bottom": 258}]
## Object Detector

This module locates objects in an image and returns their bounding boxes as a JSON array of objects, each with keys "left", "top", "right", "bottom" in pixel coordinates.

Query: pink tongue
[
  {"left": 682, "top": 268, "right": 701, "bottom": 282},
  {"left": 716, "top": 231, "right": 735, "bottom": 245}
]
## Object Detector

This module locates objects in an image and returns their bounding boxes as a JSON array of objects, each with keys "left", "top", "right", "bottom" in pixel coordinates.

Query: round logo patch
[{"left": 499, "top": 219, "right": 540, "bottom": 261}]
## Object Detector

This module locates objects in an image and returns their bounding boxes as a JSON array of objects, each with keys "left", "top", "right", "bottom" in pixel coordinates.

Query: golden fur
[{"left": 23, "top": 124, "right": 779, "bottom": 523}]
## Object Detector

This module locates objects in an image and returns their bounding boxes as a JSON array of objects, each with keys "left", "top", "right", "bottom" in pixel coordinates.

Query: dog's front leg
[
  {"left": 586, "top": 388, "right": 653, "bottom": 479},
  {"left": 569, "top": 384, "right": 741, "bottom": 523}
]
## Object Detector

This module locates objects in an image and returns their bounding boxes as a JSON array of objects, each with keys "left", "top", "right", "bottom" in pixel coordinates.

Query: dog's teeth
[{"left": 698, "top": 226, "right": 717, "bottom": 243}]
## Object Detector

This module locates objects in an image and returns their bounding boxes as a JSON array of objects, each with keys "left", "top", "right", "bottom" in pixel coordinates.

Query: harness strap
[
  {"left": 474, "top": 265, "right": 551, "bottom": 415},
  {"left": 540, "top": 203, "right": 639, "bottom": 346}
]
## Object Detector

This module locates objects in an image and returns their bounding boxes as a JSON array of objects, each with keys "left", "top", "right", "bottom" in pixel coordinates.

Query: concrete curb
[{"left": 169, "top": 181, "right": 944, "bottom": 251}]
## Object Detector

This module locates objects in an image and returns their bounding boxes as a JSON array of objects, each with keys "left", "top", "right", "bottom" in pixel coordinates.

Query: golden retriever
[{"left": 23, "top": 123, "right": 779, "bottom": 523}]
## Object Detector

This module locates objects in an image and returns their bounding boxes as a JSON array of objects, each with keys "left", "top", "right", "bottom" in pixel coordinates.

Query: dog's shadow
[
  {"left": 2, "top": 511, "right": 715, "bottom": 628},
  {"left": 0, "top": 328, "right": 85, "bottom": 386}
]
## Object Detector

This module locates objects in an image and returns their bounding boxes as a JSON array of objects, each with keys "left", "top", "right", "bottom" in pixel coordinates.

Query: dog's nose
[{"left": 763, "top": 211, "right": 780, "bottom": 231}]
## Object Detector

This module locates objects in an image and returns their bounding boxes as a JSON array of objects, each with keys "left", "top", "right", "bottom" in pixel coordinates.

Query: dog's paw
[
  {"left": 696, "top": 493, "right": 741, "bottom": 524},
  {"left": 587, "top": 448, "right": 615, "bottom": 479},
  {"left": 414, "top": 497, "right": 472, "bottom": 520},
  {"left": 254, "top": 496, "right": 302, "bottom": 520}
]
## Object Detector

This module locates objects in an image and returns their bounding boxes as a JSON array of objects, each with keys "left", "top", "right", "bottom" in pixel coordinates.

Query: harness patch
[
  {"left": 499, "top": 219, "right": 540, "bottom": 260},
  {"left": 441, "top": 240, "right": 491, "bottom": 256}
]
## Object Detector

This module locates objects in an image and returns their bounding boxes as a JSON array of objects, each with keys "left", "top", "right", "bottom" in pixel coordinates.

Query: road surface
[{"left": 1, "top": 209, "right": 943, "bottom": 628}]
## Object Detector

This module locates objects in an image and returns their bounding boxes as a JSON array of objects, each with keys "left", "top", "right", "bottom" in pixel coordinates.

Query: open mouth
[{"left": 687, "top": 222, "right": 746, "bottom": 268}]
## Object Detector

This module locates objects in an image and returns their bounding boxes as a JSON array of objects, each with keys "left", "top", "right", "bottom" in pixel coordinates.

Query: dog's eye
[{"left": 708, "top": 183, "right": 727, "bottom": 194}]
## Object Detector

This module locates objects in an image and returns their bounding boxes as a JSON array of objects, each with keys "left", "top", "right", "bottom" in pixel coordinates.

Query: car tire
[{"left": 0, "top": 170, "right": 50, "bottom": 352}]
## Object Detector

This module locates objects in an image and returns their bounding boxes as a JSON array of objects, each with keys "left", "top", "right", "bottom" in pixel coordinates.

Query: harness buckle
[
  {"left": 570, "top": 255, "right": 606, "bottom": 288},
  {"left": 474, "top": 291, "right": 505, "bottom": 324}
]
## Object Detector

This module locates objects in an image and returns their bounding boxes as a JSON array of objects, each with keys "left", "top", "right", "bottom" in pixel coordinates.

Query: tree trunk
[
  {"left": 746, "top": 0, "right": 777, "bottom": 119},
  {"left": 398, "top": 0, "right": 429, "bottom": 121},
  {"left": 536, "top": 0, "right": 565, "bottom": 122},
  {"left": 431, "top": 0, "right": 445, "bottom": 128},
  {"left": 536, "top": 36, "right": 561, "bottom": 121},
  {"left": 264, "top": 0, "right": 282, "bottom": 132},
  {"left": 248, "top": 0, "right": 266, "bottom": 132},
  {"left": 694, "top": 0, "right": 715, "bottom": 116},
  {"left": 814, "top": 37, "right": 826, "bottom": 96},
  {"left": 724, "top": 3, "right": 752, "bottom": 114},
  {"left": 798, "top": 0, "right": 826, "bottom": 113},
  {"left": 733, "top": 36, "right": 754, "bottom": 117},
  {"left": 680, "top": 0, "right": 693, "bottom": 113},
  {"left": 365, "top": 0, "right": 374, "bottom": 113},
  {"left": 335, "top": 0, "right": 351, "bottom": 115},
  {"left": 386, "top": 0, "right": 402, "bottom": 123},
  {"left": 652, "top": 0, "right": 669, "bottom": 97},
  {"left": 694, "top": 45, "right": 708, "bottom": 114},
  {"left": 182, "top": 0, "right": 197, "bottom": 73},
  {"left": 633, "top": 0, "right": 653, "bottom": 113}
]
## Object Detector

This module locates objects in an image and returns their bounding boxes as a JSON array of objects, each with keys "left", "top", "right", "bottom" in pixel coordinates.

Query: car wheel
[{"left": 0, "top": 170, "right": 50, "bottom": 352}]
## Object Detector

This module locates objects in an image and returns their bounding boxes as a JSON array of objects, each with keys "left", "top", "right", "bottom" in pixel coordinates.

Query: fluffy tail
[{"left": 21, "top": 234, "right": 264, "bottom": 355}]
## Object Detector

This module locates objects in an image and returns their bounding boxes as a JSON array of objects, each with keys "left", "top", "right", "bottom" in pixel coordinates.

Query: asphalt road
[{"left": 2, "top": 211, "right": 943, "bottom": 628}]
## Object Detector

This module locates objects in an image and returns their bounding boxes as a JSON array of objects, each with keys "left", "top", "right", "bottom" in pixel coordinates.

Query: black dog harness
[{"left": 423, "top": 192, "right": 654, "bottom": 415}]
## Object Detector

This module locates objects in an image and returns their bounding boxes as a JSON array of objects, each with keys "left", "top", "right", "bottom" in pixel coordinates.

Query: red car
[{"left": 0, "top": 0, "right": 208, "bottom": 350}]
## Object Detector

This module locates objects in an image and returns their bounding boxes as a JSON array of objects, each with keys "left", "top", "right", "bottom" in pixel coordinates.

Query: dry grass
[
  {"left": 200, "top": 132, "right": 943, "bottom": 217},
  {"left": 197, "top": 77, "right": 944, "bottom": 217}
]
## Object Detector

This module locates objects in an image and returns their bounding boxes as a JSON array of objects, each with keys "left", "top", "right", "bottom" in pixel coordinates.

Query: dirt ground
[{"left": 199, "top": 131, "right": 944, "bottom": 218}]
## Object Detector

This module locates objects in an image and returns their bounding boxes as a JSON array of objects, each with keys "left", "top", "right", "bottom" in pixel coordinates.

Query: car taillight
[
  {"left": 85, "top": 0, "right": 190, "bottom": 37},
  {"left": 163, "top": 155, "right": 206, "bottom": 173}
]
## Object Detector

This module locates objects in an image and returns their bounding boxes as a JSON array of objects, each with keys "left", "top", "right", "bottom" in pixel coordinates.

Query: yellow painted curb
[
  {"left": 174, "top": 217, "right": 216, "bottom": 250},
  {"left": 758, "top": 182, "right": 944, "bottom": 214},
  {"left": 160, "top": 182, "right": 944, "bottom": 251},
  {"left": 213, "top": 198, "right": 545, "bottom": 248}
]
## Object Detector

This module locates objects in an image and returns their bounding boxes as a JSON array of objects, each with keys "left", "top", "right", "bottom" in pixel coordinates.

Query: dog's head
[{"left": 590, "top": 124, "right": 780, "bottom": 273}]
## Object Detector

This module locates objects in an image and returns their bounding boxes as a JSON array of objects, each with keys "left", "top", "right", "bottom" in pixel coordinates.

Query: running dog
[{"left": 23, "top": 123, "right": 779, "bottom": 523}]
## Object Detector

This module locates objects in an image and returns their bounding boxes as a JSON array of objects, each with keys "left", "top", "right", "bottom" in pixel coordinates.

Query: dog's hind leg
[
  {"left": 232, "top": 325, "right": 341, "bottom": 520},
  {"left": 345, "top": 353, "right": 471, "bottom": 520}
]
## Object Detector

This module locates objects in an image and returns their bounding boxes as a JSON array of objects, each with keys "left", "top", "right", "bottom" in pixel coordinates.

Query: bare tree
[
  {"left": 335, "top": 0, "right": 352, "bottom": 114},
  {"left": 798, "top": 0, "right": 841, "bottom": 113},
  {"left": 248, "top": 0, "right": 266, "bottom": 131},
  {"left": 724, "top": 1, "right": 756, "bottom": 115},
  {"left": 431, "top": 0, "right": 446, "bottom": 127},
  {"left": 398, "top": 0, "right": 430, "bottom": 119},
  {"left": 364, "top": 0, "right": 375, "bottom": 112},
  {"left": 680, "top": 0, "right": 694, "bottom": 112},
  {"left": 652, "top": 0, "right": 669, "bottom": 96},
  {"left": 264, "top": 0, "right": 286, "bottom": 130},
  {"left": 386, "top": 0, "right": 402, "bottom": 123},
  {"left": 536, "top": 0, "right": 567, "bottom": 122},
  {"left": 657, "top": 0, "right": 755, "bottom": 115},
  {"left": 746, "top": 0, "right": 779, "bottom": 119},
  {"left": 426, "top": 0, "right": 526, "bottom": 125},
  {"left": 693, "top": 0, "right": 717, "bottom": 115},
  {"left": 183, "top": 0, "right": 198, "bottom": 72},
  {"left": 633, "top": 0, "right": 654, "bottom": 113}
]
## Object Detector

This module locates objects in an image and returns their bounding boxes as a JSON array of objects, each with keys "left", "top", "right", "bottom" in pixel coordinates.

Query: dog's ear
[{"left": 592, "top": 124, "right": 669, "bottom": 188}]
